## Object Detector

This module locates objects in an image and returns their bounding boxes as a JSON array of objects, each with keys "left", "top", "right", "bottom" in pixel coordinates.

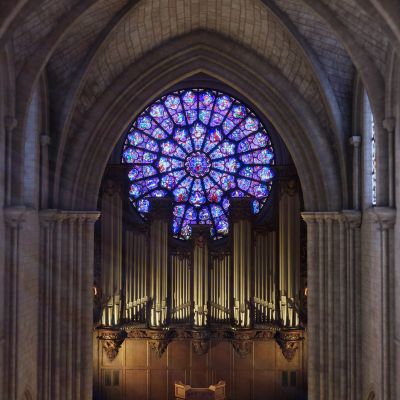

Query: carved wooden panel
[{"left": 96, "top": 337, "right": 306, "bottom": 400}]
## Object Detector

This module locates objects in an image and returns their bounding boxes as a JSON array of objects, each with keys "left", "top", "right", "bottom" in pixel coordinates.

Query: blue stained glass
[
  {"left": 122, "top": 89, "right": 274, "bottom": 239},
  {"left": 137, "top": 199, "right": 150, "bottom": 213}
]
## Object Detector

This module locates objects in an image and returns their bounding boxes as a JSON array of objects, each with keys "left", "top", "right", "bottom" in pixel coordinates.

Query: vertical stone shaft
[
  {"left": 302, "top": 211, "right": 361, "bottom": 400},
  {"left": 38, "top": 211, "right": 99, "bottom": 400}
]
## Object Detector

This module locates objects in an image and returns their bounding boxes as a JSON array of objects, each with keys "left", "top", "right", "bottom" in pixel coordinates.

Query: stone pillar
[
  {"left": 100, "top": 179, "right": 123, "bottom": 326},
  {"left": 191, "top": 224, "right": 211, "bottom": 327},
  {"left": 382, "top": 118, "right": 395, "bottom": 208},
  {"left": 3, "top": 206, "right": 26, "bottom": 400},
  {"left": 302, "top": 210, "right": 361, "bottom": 400},
  {"left": 38, "top": 210, "right": 100, "bottom": 400},
  {"left": 148, "top": 198, "right": 172, "bottom": 327},
  {"left": 40, "top": 134, "right": 51, "bottom": 208},
  {"left": 279, "top": 179, "right": 301, "bottom": 327},
  {"left": 230, "top": 198, "right": 253, "bottom": 328},
  {"left": 369, "top": 207, "right": 396, "bottom": 400},
  {"left": 349, "top": 136, "right": 362, "bottom": 210},
  {"left": 4, "top": 116, "right": 17, "bottom": 205}
]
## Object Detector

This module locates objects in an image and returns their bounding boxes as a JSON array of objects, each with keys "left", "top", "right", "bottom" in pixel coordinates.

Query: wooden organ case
[{"left": 93, "top": 167, "right": 307, "bottom": 400}]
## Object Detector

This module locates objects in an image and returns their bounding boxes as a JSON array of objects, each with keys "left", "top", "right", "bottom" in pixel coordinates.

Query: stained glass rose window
[{"left": 122, "top": 89, "right": 274, "bottom": 239}]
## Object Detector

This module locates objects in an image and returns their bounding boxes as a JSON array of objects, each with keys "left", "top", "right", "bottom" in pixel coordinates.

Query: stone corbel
[
  {"left": 147, "top": 329, "right": 171, "bottom": 358},
  {"left": 276, "top": 329, "right": 304, "bottom": 361},
  {"left": 191, "top": 329, "right": 211, "bottom": 355},
  {"left": 98, "top": 329, "right": 127, "bottom": 361},
  {"left": 231, "top": 330, "right": 254, "bottom": 358}
]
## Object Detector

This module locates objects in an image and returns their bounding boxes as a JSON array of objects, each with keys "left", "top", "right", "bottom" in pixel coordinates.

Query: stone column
[
  {"left": 382, "top": 118, "right": 395, "bottom": 207},
  {"left": 148, "top": 198, "right": 172, "bottom": 327},
  {"left": 302, "top": 210, "right": 361, "bottom": 400},
  {"left": 3, "top": 206, "right": 26, "bottom": 400},
  {"left": 40, "top": 134, "right": 51, "bottom": 208},
  {"left": 38, "top": 210, "right": 100, "bottom": 400},
  {"left": 349, "top": 136, "right": 362, "bottom": 210},
  {"left": 4, "top": 116, "right": 17, "bottom": 205},
  {"left": 279, "top": 179, "right": 301, "bottom": 327},
  {"left": 369, "top": 207, "right": 396, "bottom": 400},
  {"left": 191, "top": 224, "right": 211, "bottom": 327},
  {"left": 230, "top": 198, "right": 253, "bottom": 328}
]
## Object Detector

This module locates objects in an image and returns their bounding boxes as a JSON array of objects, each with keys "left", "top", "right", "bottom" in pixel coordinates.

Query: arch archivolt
[{"left": 56, "top": 32, "right": 343, "bottom": 213}]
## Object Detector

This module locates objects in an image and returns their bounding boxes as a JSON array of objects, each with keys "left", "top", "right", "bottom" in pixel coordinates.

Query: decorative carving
[
  {"left": 231, "top": 330, "right": 254, "bottom": 358},
  {"left": 191, "top": 329, "right": 211, "bottom": 355},
  {"left": 98, "top": 329, "right": 127, "bottom": 361},
  {"left": 279, "top": 179, "right": 298, "bottom": 198},
  {"left": 229, "top": 198, "right": 253, "bottom": 221},
  {"left": 191, "top": 224, "right": 212, "bottom": 247},
  {"left": 253, "top": 329, "right": 275, "bottom": 340},
  {"left": 147, "top": 329, "right": 171, "bottom": 357},
  {"left": 276, "top": 329, "right": 304, "bottom": 361},
  {"left": 125, "top": 328, "right": 148, "bottom": 339}
]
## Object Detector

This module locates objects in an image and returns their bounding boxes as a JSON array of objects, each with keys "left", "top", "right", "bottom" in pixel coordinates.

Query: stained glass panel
[{"left": 122, "top": 89, "right": 275, "bottom": 239}]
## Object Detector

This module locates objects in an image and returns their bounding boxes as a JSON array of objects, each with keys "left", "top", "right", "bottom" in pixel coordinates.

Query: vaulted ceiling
[{"left": 1, "top": 0, "right": 399, "bottom": 210}]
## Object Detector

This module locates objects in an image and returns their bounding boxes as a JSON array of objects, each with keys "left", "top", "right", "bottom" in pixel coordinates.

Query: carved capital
[
  {"left": 276, "top": 329, "right": 304, "bottom": 361},
  {"left": 4, "top": 206, "right": 30, "bottom": 229},
  {"left": 147, "top": 329, "right": 171, "bottom": 357},
  {"left": 4, "top": 116, "right": 17, "bottom": 132},
  {"left": 98, "top": 329, "right": 127, "bottom": 361},
  {"left": 368, "top": 207, "right": 396, "bottom": 230},
  {"left": 382, "top": 117, "right": 395, "bottom": 134},
  {"left": 349, "top": 135, "right": 362, "bottom": 147}
]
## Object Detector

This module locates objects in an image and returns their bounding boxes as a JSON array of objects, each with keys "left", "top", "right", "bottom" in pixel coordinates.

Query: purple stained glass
[{"left": 121, "top": 89, "right": 274, "bottom": 239}]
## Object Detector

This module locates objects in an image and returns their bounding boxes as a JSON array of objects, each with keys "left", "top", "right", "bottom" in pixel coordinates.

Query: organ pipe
[
  {"left": 230, "top": 199, "right": 253, "bottom": 328},
  {"left": 148, "top": 199, "right": 172, "bottom": 327},
  {"left": 254, "top": 230, "right": 277, "bottom": 324},
  {"left": 100, "top": 180, "right": 123, "bottom": 326},
  {"left": 279, "top": 180, "right": 301, "bottom": 327},
  {"left": 191, "top": 225, "right": 210, "bottom": 327}
]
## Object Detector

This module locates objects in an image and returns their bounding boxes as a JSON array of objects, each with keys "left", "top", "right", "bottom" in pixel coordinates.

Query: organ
[{"left": 95, "top": 170, "right": 306, "bottom": 360}]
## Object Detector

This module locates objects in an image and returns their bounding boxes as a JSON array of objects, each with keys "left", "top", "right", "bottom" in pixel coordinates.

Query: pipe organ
[{"left": 97, "top": 180, "right": 303, "bottom": 331}]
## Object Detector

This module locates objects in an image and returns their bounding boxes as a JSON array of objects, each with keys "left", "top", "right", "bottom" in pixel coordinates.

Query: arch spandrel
[{"left": 56, "top": 33, "right": 343, "bottom": 213}]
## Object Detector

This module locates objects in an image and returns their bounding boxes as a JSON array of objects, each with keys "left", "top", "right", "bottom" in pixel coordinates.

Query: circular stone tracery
[
  {"left": 185, "top": 152, "right": 211, "bottom": 178},
  {"left": 121, "top": 88, "right": 275, "bottom": 240}
]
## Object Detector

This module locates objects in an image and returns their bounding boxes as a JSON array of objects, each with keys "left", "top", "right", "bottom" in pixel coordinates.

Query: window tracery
[{"left": 122, "top": 89, "right": 275, "bottom": 239}]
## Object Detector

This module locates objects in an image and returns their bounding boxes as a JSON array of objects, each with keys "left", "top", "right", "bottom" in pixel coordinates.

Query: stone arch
[{"left": 56, "top": 32, "right": 343, "bottom": 213}]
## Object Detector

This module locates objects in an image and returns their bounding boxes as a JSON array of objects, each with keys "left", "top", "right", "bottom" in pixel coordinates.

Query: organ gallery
[{"left": 93, "top": 89, "right": 307, "bottom": 399}]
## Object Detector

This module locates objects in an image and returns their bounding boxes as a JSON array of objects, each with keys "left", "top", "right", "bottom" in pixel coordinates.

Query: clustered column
[
  {"left": 302, "top": 211, "right": 361, "bottom": 400},
  {"left": 38, "top": 210, "right": 99, "bottom": 400}
]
